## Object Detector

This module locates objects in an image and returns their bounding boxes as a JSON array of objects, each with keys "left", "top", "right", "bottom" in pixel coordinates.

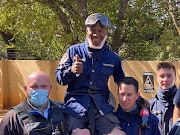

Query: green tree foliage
[
  {"left": 0, "top": 0, "right": 179, "bottom": 60},
  {"left": 0, "top": 0, "right": 72, "bottom": 59},
  {"left": 118, "top": 0, "right": 180, "bottom": 60}
]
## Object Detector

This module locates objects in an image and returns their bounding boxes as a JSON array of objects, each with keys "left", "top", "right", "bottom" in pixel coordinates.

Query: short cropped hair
[
  {"left": 157, "top": 62, "right": 176, "bottom": 76},
  {"left": 118, "top": 77, "right": 139, "bottom": 93}
]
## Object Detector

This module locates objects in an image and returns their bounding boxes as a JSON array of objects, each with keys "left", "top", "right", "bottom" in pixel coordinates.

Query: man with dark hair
[
  {"left": 0, "top": 71, "right": 67, "bottom": 135},
  {"left": 56, "top": 13, "right": 126, "bottom": 135},
  {"left": 149, "top": 62, "right": 177, "bottom": 135},
  {"left": 156, "top": 62, "right": 176, "bottom": 75},
  {"left": 116, "top": 77, "right": 160, "bottom": 135}
]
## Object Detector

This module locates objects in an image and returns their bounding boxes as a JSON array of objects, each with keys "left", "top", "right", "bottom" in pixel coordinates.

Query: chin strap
[{"left": 88, "top": 35, "right": 107, "bottom": 49}]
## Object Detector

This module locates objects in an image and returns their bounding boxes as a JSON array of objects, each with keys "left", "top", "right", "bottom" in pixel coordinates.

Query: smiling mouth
[
  {"left": 122, "top": 103, "right": 128, "bottom": 106},
  {"left": 92, "top": 38, "right": 100, "bottom": 42},
  {"left": 162, "top": 84, "right": 169, "bottom": 87}
]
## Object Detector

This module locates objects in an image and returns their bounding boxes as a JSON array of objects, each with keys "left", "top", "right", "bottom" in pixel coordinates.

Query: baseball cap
[{"left": 85, "top": 13, "right": 116, "bottom": 30}]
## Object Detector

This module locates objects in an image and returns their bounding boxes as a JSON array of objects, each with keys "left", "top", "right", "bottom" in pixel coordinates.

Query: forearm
[
  {"left": 55, "top": 67, "right": 75, "bottom": 85},
  {"left": 173, "top": 106, "right": 180, "bottom": 124}
]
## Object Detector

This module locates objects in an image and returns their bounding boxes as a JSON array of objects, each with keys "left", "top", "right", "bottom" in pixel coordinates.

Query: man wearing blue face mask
[{"left": 0, "top": 71, "right": 67, "bottom": 135}]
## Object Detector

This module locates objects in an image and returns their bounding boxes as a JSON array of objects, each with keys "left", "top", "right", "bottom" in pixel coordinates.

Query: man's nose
[
  {"left": 163, "top": 76, "right": 168, "bottom": 81},
  {"left": 123, "top": 96, "right": 127, "bottom": 101}
]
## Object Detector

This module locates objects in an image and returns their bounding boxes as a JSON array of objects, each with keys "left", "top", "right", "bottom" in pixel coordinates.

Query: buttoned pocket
[{"left": 100, "top": 63, "right": 114, "bottom": 77}]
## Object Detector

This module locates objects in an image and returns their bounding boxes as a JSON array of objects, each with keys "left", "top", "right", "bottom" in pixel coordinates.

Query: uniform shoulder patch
[{"left": 60, "top": 54, "right": 68, "bottom": 64}]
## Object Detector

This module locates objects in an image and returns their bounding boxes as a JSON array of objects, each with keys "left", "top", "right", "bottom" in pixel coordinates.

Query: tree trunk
[
  {"left": 36, "top": 0, "right": 83, "bottom": 45},
  {"left": 168, "top": 0, "right": 180, "bottom": 35},
  {"left": 0, "top": 31, "right": 16, "bottom": 60},
  {"left": 75, "top": 0, "right": 88, "bottom": 31},
  {"left": 111, "top": 0, "right": 129, "bottom": 53}
]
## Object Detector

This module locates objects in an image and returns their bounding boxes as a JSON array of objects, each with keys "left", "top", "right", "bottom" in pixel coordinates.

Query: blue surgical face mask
[{"left": 29, "top": 89, "right": 49, "bottom": 107}]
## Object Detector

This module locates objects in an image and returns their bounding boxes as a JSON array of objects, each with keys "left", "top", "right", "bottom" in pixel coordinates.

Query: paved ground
[{"left": 0, "top": 110, "right": 9, "bottom": 122}]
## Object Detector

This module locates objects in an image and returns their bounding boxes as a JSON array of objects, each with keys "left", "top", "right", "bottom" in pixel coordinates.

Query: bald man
[{"left": 0, "top": 71, "right": 67, "bottom": 135}]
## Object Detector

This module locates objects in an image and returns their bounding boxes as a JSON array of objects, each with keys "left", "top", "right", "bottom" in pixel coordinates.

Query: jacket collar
[
  {"left": 157, "top": 85, "right": 177, "bottom": 104},
  {"left": 27, "top": 98, "right": 50, "bottom": 119},
  {"left": 116, "top": 104, "right": 139, "bottom": 120}
]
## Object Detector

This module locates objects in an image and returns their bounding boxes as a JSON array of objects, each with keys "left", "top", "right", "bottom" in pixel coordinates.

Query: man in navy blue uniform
[
  {"left": 149, "top": 62, "right": 177, "bottom": 135},
  {"left": 173, "top": 85, "right": 180, "bottom": 124},
  {"left": 168, "top": 85, "right": 180, "bottom": 135},
  {"left": 116, "top": 77, "right": 160, "bottom": 135},
  {"left": 55, "top": 13, "right": 126, "bottom": 135}
]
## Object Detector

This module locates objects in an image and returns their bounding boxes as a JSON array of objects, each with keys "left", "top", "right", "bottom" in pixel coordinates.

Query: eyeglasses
[{"left": 85, "top": 13, "right": 116, "bottom": 30}]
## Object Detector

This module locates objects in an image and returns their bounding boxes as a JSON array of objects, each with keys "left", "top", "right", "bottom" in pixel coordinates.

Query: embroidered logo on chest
[{"left": 103, "top": 63, "right": 114, "bottom": 67}]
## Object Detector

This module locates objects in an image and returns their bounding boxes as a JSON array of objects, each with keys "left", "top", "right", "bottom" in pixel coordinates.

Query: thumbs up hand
[
  {"left": 75, "top": 54, "right": 80, "bottom": 62},
  {"left": 72, "top": 54, "right": 83, "bottom": 74}
]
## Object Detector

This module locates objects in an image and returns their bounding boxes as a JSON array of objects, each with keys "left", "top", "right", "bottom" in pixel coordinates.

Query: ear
[
  {"left": 50, "top": 85, "right": 52, "bottom": 92},
  {"left": 24, "top": 85, "right": 27, "bottom": 93},
  {"left": 48, "top": 85, "right": 52, "bottom": 97},
  {"left": 117, "top": 86, "right": 119, "bottom": 95},
  {"left": 136, "top": 92, "right": 140, "bottom": 100},
  {"left": 156, "top": 75, "right": 158, "bottom": 81},
  {"left": 86, "top": 27, "right": 88, "bottom": 33},
  {"left": 117, "top": 87, "right": 121, "bottom": 101}
]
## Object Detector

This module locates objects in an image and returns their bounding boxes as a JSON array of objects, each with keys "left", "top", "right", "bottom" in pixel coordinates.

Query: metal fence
[{"left": 0, "top": 43, "right": 179, "bottom": 61}]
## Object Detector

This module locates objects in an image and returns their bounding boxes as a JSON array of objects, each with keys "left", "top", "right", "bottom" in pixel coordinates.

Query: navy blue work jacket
[
  {"left": 116, "top": 105, "right": 160, "bottom": 135},
  {"left": 169, "top": 118, "right": 180, "bottom": 135},
  {"left": 55, "top": 39, "right": 125, "bottom": 117},
  {"left": 173, "top": 86, "right": 180, "bottom": 106}
]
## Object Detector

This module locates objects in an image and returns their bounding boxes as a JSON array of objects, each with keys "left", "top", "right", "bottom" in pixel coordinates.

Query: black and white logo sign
[{"left": 143, "top": 72, "right": 154, "bottom": 93}]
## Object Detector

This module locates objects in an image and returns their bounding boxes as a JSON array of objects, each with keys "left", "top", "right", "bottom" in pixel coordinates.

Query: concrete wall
[{"left": 0, "top": 60, "right": 179, "bottom": 109}]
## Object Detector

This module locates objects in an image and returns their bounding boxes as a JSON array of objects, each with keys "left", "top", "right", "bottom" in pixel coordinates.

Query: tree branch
[
  {"left": 74, "top": 0, "right": 88, "bottom": 31},
  {"left": 168, "top": 0, "right": 180, "bottom": 35},
  {"left": 111, "top": 0, "right": 129, "bottom": 52},
  {"left": 35, "top": 0, "right": 71, "bottom": 34}
]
